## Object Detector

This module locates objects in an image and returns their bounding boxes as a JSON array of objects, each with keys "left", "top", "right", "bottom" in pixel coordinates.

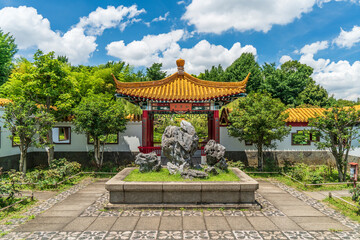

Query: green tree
[
  {"left": 263, "top": 60, "right": 313, "bottom": 106},
  {"left": 2, "top": 99, "right": 54, "bottom": 173},
  {"left": 146, "top": 63, "right": 167, "bottom": 81},
  {"left": 228, "top": 92, "right": 291, "bottom": 170},
  {"left": 73, "top": 94, "right": 128, "bottom": 168},
  {"left": 0, "top": 29, "right": 17, "bottom": 86},
  {"left": 222, "top": 53, "right": 263, "bottom": 92},
  {"left": 309, "top": 105, "right": 360, "bottom": 181},
  {"left": 198, "top": 64, "right": 224, "bottom": 82},
  {"left": 296, "top": 80, "right": 329, "bottom": 107}
]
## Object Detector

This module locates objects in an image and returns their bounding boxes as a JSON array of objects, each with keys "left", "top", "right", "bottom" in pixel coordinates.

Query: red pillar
[
  {"left": 214, "top": 110, "right": 220, "bottom": 143},
  {"left": 142, "top": 110, "right": 153, "bottom": 147},
  {"left": 208, "top": 112, "right": 213, "bottom": 142}
]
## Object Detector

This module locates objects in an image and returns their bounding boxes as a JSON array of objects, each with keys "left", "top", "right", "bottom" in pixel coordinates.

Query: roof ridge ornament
[{"left": 176, "top": 58, "right": 185, "bottom": 75}]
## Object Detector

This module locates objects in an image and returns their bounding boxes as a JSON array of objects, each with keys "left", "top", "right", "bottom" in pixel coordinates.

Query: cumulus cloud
[
  {"left": 0, "top": 5, "right": 144, "bottom": 65},
  {"left": 152, "top": 12, "right": 169, "bottom": 22},
  {"left": 300, "top": 41, "right": 329, "bottom": 55},
  {"left": 182, "top": 0, "right": 318, "bottom": 33},
  {"left": 106, "top": 30, "right": 256, "bottom": 74},
  {"left": 77, "top": 5, "right": 145, "bottom": 35},
  {"left": 295, "top": 40, "right": 360, "bottom": 100},
  {"left": 279, "top": 55, "right": 293, "bottom": 64},
  {"left": 333, "top": 25, "right": 360, "bottom": 48}
]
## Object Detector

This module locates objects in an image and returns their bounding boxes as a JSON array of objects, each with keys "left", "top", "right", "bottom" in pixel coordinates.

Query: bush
[{"left": 227, "top": 160, "right": 245, "bottom": 170}]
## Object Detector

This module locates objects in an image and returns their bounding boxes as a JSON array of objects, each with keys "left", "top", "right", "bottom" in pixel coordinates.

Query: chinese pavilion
[{"left": 113, "top": 59, "right": 249, "bottom": 151}]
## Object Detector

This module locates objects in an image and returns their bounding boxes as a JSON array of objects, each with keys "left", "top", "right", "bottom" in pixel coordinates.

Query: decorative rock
[
  {"left": 135, "top": 152, "right": 161, "bottom": 172},
  {"left": 167, "top": 162, "right": 189, "bottom": 175},
  {"left": 205, "top": 166, "right": 219, "bottom": 175},
  {"left": 162, "top": 120, "right": 199, "bottom": 168},
  {"left": 180, "top": 169, "right": 208, "bottom": 180},
  {"left": 204, "top": 140, "right": 228, "bottom": 170}
]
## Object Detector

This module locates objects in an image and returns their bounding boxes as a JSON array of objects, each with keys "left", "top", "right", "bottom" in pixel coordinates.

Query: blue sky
[{"left": 0, "top": 0, "right": 360, "bottom": 100}]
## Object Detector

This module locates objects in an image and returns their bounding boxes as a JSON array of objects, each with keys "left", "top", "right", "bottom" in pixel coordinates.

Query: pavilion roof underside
[{"left": 114, "top": 72, "right": 249, "bottom": 101}]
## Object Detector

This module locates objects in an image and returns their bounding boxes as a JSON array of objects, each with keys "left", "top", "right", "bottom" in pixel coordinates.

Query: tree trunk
[
  {"left": 46, "top": 129, "right": 54, "bottom": 166},
  {"left": 258, "top": 144, "right": 264, "bottom": 171},
  {"left": 20, "top": 148, "right": 27, "bottom": 173},
  {"left": 93, "top": 137, "right": 101, "bottom": 168}
]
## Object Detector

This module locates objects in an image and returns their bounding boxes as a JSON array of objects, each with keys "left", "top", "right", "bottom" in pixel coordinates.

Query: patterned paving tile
[
  {"left": 203, "top": 210, "right": 223, "bottom": 216},
  {"left": 258, "top": 230, "right": 287, "bottom": 240},
  {"left": 162, "top": 210, "right": 182, "bottom": 217},
  {"left": 182, "top": 210, "right": 203, "bottom": 216},
  {"left": 233, "top": 230, "right": 263, "bottom": 239},
  {"left": 0, "top": 231, "right": 31, "bottom": 240},
  {"left": 307, "top": 231, "right": 340, "bottom": 240},
  {"left": 130, "top": 230, "right": 158, "bottom": 239},
  {"left": 183, "top": 230, "right": 210, "bottom": 239},
  {"left": 208, "top": 230, "right": 235, "bottom": 239},
  {"left": 77, "top": 231, "right": 107, "bottom": 240},
  {"left": 24, "top": 231, "right": 58, "bottom": 240},
  {"left": 120, "top": 210, "right": 142, "bottom": 217},
  {"left": 282, "top": 231, "right": 315, "bottom": 239},
  {"left": 140, "top": 210, "right": 162, "bottom": 217},
  {"left": 104, "top": 231, "right": 132, "bottom": 240},
  {"left": 158, "top": 230, "right": 182, "bottom": 239},
  {"left": 51, "top": 231, "right": 82, "bottom": 240},
  {"left": 333, "top": 231, "right": 360, "bottom": 240}
]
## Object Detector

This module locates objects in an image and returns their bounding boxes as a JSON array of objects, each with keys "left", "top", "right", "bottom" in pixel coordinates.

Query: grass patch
[
  {"left": 124, "top": 168, "right": 239, "bottom": 182},
  {"left": 323, "top": 196, "right": 360, "bottom": 223},
  {"left": 248, "top": 173, "right": 353, "bottom": 192},
  {"left": 0, "top": 197, "right": 37, "bottom": 222}
]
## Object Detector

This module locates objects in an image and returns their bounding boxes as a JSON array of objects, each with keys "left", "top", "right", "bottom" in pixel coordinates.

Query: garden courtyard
[{"left": 1, "top": 176, "right": 360, "bottom": 240}]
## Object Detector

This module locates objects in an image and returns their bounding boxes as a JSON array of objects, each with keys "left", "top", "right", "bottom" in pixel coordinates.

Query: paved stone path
[
  {"left": 304, "top": 189, "right": 351, "bottom": 201},
  {"left": 1, "top": 179, "right": 360, "bottom": 239}
]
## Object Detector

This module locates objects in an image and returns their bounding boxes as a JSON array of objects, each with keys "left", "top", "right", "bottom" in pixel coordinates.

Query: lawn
[
  {"left": 124, "top": 168, "right": 240, "bottom": 182},
  {"left": 323, "top": 196, "right": 360, "bottom": 223}
]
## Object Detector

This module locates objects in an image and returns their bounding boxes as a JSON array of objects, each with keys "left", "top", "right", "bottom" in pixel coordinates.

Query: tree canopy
[
  {"left": 228, "top": 92, "right": 291, "bottom": 170},
  {"left": 0, "top": 29, "right": 17, "bottom": 86}
]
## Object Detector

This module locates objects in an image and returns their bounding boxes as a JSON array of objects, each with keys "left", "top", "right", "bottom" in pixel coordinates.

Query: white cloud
[
  {"left": 77, "top": 5, "right": 145, "bottom": 35},
  {"left": 0, "top": 6, "right": 97, "bottom": 64},
  {"left": 300, "top": 41, "right": 329, "bottom": 55},
  {"left": 333, "top": 25, "right": 360, "bottom": 48},
  {"left": 177, "top": 1, "right": 186, "bottom": 5},
  {"left": 152, "top": 12, "right": 169, "bottom": 22},
  {"left": 182, "top": 0, "right": 318, "bottom": 34},
  {"left": 106, "top": 30, "right": 257, "bottom": 74},
  {"left": 0, "top": 5, "right": 144, "bottom": 65},
  {"left": 295, "top": 40, "right": 360, "bottom": 100},
  {"left": 279, "top": 55, "right": 292, "bottom": 64}
]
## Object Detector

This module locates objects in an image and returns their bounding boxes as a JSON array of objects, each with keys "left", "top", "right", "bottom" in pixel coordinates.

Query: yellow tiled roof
[
  {"left": 0, "top": 98, "right": 11, "bottom": 107},
  {"left": 114, "top": 72, "right": 249, "bottom": 101},
  {"left": 284, "top": 108, "right": 325, "bottom": 123}
]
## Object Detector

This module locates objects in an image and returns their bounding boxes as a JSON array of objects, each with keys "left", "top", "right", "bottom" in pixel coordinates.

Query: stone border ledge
[{"left": 105, "top": 167, "right": 259, "bottom": 207}]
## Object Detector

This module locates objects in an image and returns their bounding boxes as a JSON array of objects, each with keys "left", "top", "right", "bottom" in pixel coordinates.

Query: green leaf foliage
[
  {"left": 145, "top": 63, "right": 167, "bottom": 81},
  {"left": 73, "top": 94, "right": 128, "bottom": 168},
  {"left": 263, "top": 60, "right": 313, "bottom": 106},
  {"left": 0, "top": 29, "right": 17, "bottom": 86},
  {"left": 197, "top": 64, "right": 224, "bottom": 82},
  {"left": 222, "top": 53, "right": 263, "bottom": 93},
  {"left": 228, "top": 92, "right": 291, "bottom": 170},
  {"left": 309, "top": 105, "right": 360, "bottom": 181},
  {"left": 296, "top": 80, "right": 329, "bottom": 107}
]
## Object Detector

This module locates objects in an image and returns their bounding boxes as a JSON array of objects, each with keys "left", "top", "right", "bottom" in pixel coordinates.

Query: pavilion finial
[{"left": 176, "top": 58, "right": 185, "bottom": 75}]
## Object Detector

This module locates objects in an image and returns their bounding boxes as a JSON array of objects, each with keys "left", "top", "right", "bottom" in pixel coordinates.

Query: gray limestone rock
[
  {"left": 181, "top": 169, "right": 208, "bottom": 180},
  {"left": 167, "top": 162, "right": 189, "bottom": 175},
  {"left": 135, "top": 151, "right": 161, "bottom": 173},
  {"left": 162, "top": 120, "right": 199, "bottom": 168},
  {"left": 205, "top": 166, "right": 219, "bottom": 175},
  {"left": 204, "top": 140, "right": 228, "bottom": 170}
]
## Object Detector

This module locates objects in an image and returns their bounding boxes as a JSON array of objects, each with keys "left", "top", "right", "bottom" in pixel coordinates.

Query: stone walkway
[{"left": 1, "top": 179, "right": 360, "bottom": 239}]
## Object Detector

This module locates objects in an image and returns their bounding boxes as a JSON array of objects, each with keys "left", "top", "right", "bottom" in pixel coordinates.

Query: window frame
[
  {"left": 53, "top": 126, "right": 71, "bottom": 145},
  {"left": 87, "top": 133, "right": 119, "bottom": 145},
  {"left": 291, "top": 130, "right": 319, "bottom": 146}
]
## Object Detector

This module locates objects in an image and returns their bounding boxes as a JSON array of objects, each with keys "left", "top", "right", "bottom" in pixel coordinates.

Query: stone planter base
[{"left": 105, "top": 167, "right": 259, "bottom": 208}]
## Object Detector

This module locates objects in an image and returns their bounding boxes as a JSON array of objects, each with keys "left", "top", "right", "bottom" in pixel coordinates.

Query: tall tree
[
  {"left": 73, "top": 94, "right": 128, "bottom": 168},
  {"left": 222, "top": 53, "right": 263, "bottom": 92},
  {"left": 309, "top": 105, "right": 360, "bottom": 181},
  {"left": 296, "top": 80, "right": 329, "bottom": 107},
  {"left": 263, "top": 60, "right": 313, "bottom": 106},
  {"left": 146, "top": 63, "right": 167, "bottom": 81},
  {"left": 2, "top": 99, "right": 54, "bottom": 173},
  {"left": 228, "top": 92, "right": 290, "bottom": 170},
  {"left": 197, "top": 64, "right": 224, "bottom": 82},
  {"left": 0, "top": 29, "right": 17, "bottom": 86}
]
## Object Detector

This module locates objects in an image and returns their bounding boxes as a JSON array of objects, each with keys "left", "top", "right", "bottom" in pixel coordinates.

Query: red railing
[
  {"left": 201, "top": 146, "right": 206, "bottom": 156},
  {"left": 138, "top": 146, "right": 162, "bottom": 156}
]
